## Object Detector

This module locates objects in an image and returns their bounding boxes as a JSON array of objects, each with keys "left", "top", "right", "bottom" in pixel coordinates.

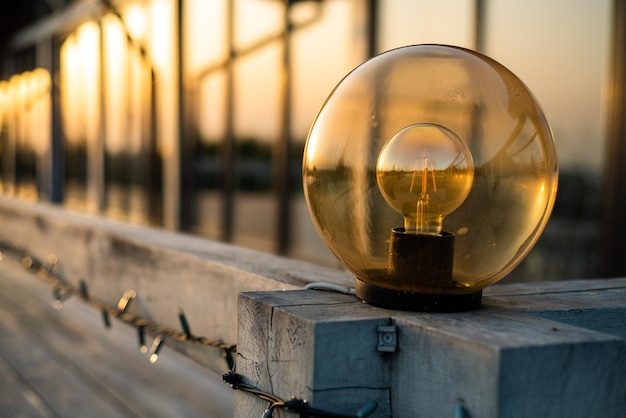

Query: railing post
[
  {"left": 236, "top": 288, "right": 626, "bottom": 417},
  {"left": 236, "top": 291, "right": 392, "bottom": 417},
  {"left": 30, "top": 36, "right": 64, "bottom": 203}
]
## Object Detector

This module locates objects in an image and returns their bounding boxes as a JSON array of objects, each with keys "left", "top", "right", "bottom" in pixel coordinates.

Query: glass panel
[
  {"left": 4, "top": 0, "right": 610, "bottom": 285},
  {"left": 186, "top": 0, "right": 228, "bottom": 240},
  {"left": 103, "top": 9, "right": 159, "bottom": 226},
  {"left": 378, "top": 0, "right": 475, "bottom": 51},
  {"left": 0, "top": 80, "right": 7, "bottom": 191},
  {"left": 232, "top": 45, "right": 280, "bottom": 253},
  {"left": 234, "top": 0, "right": 282, "bottom": 49},
  {"left": 60, "top": 22, "right": 100, "bottom": 210},
  {"left": 483, "top": 0, "right": 611, "bottom": 281},
  {"left": 103, "top": 14, "right": 131, "bottom": 220},
  {"left": 289, "top": 0, "right": 359, "bottom": 267},
  {"left": 9, "top": 68, "right": 50, "bottom": 201},
  {"left": 186, "top": 0, "right": 228, "bottom": 74},
  {"left": 147, "top": 0, "right": 176, "bottom": 228},
  {"left": 195, "top": 70, "right": 227, "bottom": 240}
]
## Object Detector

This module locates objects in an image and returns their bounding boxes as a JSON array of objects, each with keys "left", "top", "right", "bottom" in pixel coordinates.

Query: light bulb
[
  {"left": 376, "top": 123, "right": 474, "bottom": 235},
  {"left": 302, "top": 45, "right": 558, "bottom": 311}
]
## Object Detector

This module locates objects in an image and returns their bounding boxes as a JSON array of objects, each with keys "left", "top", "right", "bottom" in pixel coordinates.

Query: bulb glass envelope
[{"left": 303, "top": 45, "right": 558, "bottom": 294}]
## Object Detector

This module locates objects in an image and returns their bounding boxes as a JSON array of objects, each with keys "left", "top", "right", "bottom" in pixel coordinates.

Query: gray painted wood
[
  {"left": 237, "top": 290, "right": 393, "bottom": 417},
  {"left": 0, "top": 196, "right": 353, "bottom": 373},
  {"left": 0, "top": 259, "right": 234, "bottom": 417},
  {"left": 2, "top": 197, "right": 626, "bottom": 417},
  {"left": 237, "top": 289, "right": 626, "bottom": 418}
]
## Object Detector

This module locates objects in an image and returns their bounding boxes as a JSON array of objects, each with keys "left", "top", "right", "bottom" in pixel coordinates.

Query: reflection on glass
[
  {"left": 376, "top": 123, "right": 474, "bottom": 235},
  {"left": 0, "top": 0, "right": 609, "bottom": 287},
  {"left": 304, "top": 45, "right": 558, "bottom": 293},
  {"left": 60, "top": 21, "right": 100, "bottom": 209},
  {"left": 4, "top": 69, "right": 51, "bottom": 200},
  {"left": 102, "top": 10, "right": 157, "bottom": 225},
  {"left": 229, "top": 47, "right": 279, "bottom": 252}
]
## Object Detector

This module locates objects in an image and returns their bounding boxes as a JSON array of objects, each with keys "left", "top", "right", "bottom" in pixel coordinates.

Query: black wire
[
  {"left": 0, "top": 242, "right": 237, "bottom": 364},
  {"left": 3, "top": 243, "right": 378, "bottom": 418},
  {"left": 223, "top": 372, "right": 378, "bottom": 418}
]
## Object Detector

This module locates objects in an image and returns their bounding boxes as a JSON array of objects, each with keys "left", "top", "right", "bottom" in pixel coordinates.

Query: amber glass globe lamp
[{"left": 303, "top": 45, "right": 558, "bottom": 311}]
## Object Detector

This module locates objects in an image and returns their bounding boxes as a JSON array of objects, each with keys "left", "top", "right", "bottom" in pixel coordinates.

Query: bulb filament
[
  {"left": 409, "top": 157, "right": 437, "bottom": 234},
  {"left": 377, "top": 123, "right": 475, "bottom": 237}
]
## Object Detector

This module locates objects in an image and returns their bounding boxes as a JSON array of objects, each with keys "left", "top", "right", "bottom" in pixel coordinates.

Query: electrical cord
[
  {"left": 223, "top": 371, "right": 379, "bottom": 418},
  {"left": 0, "top": 241, "right": 236, "bottom": 368},
  {"left": 1, "top": 241, "right": 381, "bottom": 417}
]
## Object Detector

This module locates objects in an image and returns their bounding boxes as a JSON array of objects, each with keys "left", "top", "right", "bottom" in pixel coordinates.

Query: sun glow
[{"left": 60, "top": 21, "right": 100, "bottom": 146}]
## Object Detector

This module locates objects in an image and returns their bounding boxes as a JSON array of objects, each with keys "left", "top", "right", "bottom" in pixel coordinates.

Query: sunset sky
[
  {"left": 203, "top": 0, "right": 612, "bottom": 172},
  {"left": 16, "top": 0, "right": 610, "bottom": 173}
]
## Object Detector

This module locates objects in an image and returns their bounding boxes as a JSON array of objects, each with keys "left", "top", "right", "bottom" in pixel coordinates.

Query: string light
[
  {"left": 138, "top": 326, "right": 148, "bottom": 353},
  {"left": 102, "top": 309, "right": 112, "bottom": 329},
  {"left": 1, "top": 241, "right": 380, "bottom": 417},
  {"left": 117, "top": 289, "right": 136, "bottom": 312},
  {"left": 0, "top": 241, "right": 236, "bottom": 366},
  {"left": 178, "top": 307, "right": 192, "bottom": 338},
  {"left": 149, "top": 335, "right": 166, "bottom": 364},
  {"left": 52, "top": 285, "right": 69, "bottom": 309}
]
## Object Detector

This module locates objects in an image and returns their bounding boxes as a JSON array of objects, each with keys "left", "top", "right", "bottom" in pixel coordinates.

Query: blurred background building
[{"left": 0, "top": 0, "right": 624, "bottom": 282}]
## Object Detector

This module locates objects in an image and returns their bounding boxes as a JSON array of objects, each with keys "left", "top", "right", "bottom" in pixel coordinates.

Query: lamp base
[{"left": 355, "top": 278, "right": 482, "bottom": 312}]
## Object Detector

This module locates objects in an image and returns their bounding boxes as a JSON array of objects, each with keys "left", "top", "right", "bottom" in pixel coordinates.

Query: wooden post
[
  {"left": 236, "top": 281, "right": 626, "bottom": 418},
  {"left": 236, "top": 291, "right": 393, "bottom": 417}
]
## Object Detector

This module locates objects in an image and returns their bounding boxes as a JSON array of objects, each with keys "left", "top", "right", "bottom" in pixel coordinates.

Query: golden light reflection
[
  {"left": 60, "top": 21, "right": 100, "bottom": 147},
  {"left": 60, "top": 35, "right": 78, "bottom": 142},
  {"left": 102, "top": 13, "right": 129, "bottom": 154},
  {"left": 30, "top": 68, "right": 52, "bottom": 155},
  {"left": 0, "top": 81, "right": 8, "bottom": 127},
  {"left": 0, "top": 67, "right": 51, "bottom": 200},
  {"left": 186, "top": 0, "right": 227, "bottom": 73},
  {"left": 3, "top": 70, "right": 51, "bottom": 154},
  {"left": 56, "top": 0, "right": 173, "bottom": 158},
  {"left": 198, "top": 72, "right": 227, "bottom": 141},
  {"left": 79, "top": 21, "right": 101, "bottom": 146},
  {"left": 124, "top": 3, "right": 147, "bottom": 40},
  {"left": 148, "top": 0, "right": 175, "bottom": 158}
]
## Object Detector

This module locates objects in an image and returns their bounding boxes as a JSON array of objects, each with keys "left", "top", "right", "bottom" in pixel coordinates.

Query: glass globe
[
  {"left": 303, "top": 45, "right": 558, "bottom": 311},
  {"left": 377, "top": 123, "right": 475, "bottom": 235}
]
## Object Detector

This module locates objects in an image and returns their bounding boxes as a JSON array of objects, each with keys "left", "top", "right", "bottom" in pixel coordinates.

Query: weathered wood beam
[
  {"left": 0, "top": 197, "right": 352, "bottom": 373},
  {"left": 237, "top": 286, "right": 626, "bottom": 417}
]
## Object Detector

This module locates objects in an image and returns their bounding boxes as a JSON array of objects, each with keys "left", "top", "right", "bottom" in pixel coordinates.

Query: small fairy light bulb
[
  {"left": 377, "top": 123, "right": 474, "bottom": 235},
  {"left": 148, "top": 335, "right": 165, "bottom": 363}
]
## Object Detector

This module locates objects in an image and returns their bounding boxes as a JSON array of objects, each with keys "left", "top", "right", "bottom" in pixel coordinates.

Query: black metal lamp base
[{"left": 355, "top": 278, "right": 482, "bottom": 312}]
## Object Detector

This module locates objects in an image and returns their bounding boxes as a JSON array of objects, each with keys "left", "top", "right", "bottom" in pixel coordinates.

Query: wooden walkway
[{"left": 0, "top": 258, "right": 234, "bottom": 418}]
